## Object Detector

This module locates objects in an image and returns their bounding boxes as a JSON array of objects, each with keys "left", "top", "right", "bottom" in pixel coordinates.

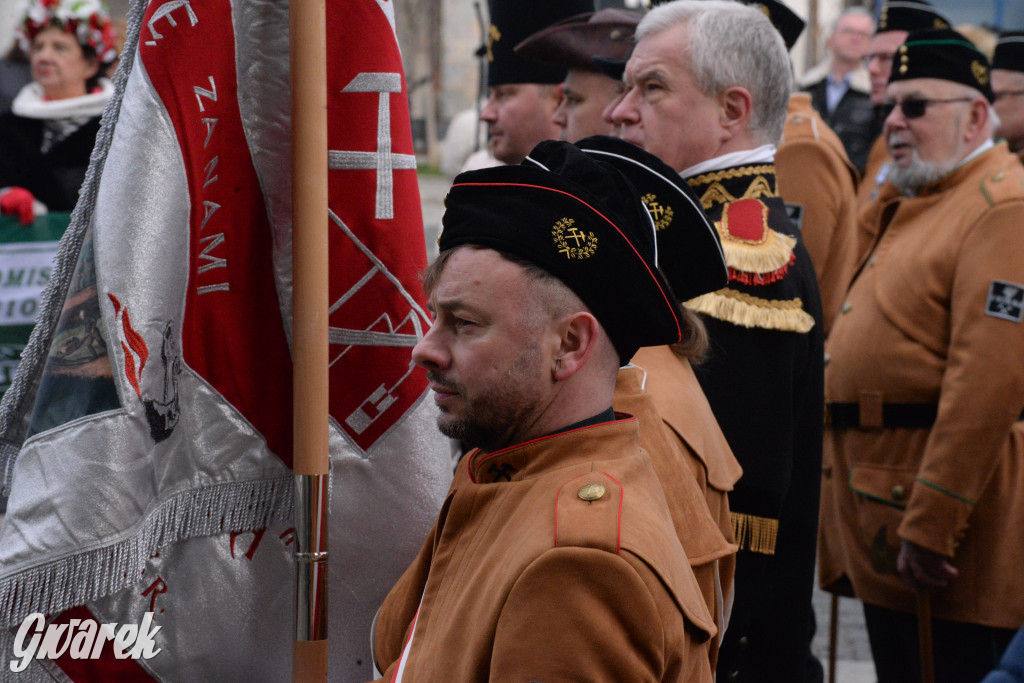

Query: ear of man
[
  {"left": 962, "top": 97, "right": 991, "bottom": 143},
  {"left": 718, "top": 86, "right": 753, "bottom": 140},
  {"left": 551, "top": 311, "right": 602, "bottom": 382}
]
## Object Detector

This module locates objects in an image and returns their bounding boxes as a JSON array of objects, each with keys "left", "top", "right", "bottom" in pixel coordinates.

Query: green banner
[{"left": 0, "top": 212, "right": 72, "bottom": 396}]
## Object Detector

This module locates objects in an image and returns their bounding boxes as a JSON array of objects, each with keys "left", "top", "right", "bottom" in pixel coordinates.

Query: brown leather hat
[{"left": 514, "top": 9, "right": 642, "bottom": 74}]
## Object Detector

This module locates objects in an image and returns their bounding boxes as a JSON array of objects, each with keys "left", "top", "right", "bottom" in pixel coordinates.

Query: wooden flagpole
[{"left": 290, "top": 0, "right": 329, "bottom": 678}]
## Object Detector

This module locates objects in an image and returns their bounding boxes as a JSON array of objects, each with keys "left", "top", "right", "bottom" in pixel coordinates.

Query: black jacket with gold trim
[{"left": 683, "top": 163, "right": 825, "bottom": 680}]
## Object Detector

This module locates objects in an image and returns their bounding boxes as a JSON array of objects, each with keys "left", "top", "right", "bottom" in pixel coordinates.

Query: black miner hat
[
  {"left": 993, "top": 32, "right": 1024, "bottom": 74},
  {"left": 486, "top": 0, "right": 594, "bottom": 87},
  {"left": 890, "top": 28, "right": 994, "bottom": 102},
  {"left": 515, "top": 8, "right": 641, "bottom": 74},
  {"left": 876, "top": 0, "right": 951, "bottom": 34},
  {"left": 575, "top": 136, "right": 727, "bottom": 302},
  {"left": 441, "top": 140, "right": 684, "bottom": 364}
]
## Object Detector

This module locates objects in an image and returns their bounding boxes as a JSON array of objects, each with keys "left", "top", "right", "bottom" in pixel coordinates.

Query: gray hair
[{"left": 637, "top": 0, "right": 793, "bottom": 144}]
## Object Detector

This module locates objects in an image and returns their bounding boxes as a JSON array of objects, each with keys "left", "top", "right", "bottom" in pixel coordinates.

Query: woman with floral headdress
[{"left": 0, "top": 0, "right": 118, "bottom": 224}]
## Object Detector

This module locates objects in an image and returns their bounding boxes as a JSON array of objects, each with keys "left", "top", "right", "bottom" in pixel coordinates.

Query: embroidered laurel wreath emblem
[
  {"left": 972, "top": 60, "right": 989, "bottom": 86},
  {"left": 552, "top": 218, "right": 598, "bottom": 259},
  {"left": 642, "top": 193, "right": 673, "bottom": 231}
]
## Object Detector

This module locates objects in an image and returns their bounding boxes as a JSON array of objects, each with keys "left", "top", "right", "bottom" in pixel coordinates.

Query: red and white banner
[{"left": 0, "top": 0, "right": 452, "bottom": 679}]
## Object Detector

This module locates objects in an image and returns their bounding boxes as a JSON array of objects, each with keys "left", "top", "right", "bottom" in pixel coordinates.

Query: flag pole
[{"left": 290, "top": 0, "right": 330, "bottom": 678}]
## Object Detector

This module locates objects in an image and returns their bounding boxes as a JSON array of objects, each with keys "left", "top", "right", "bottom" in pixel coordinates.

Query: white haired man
[
  {"left": 820, "top": 28, "right": 1024, "bottom": 682},
  {"left": 609, "top": 2, "right": 825, "bottom": 680}
]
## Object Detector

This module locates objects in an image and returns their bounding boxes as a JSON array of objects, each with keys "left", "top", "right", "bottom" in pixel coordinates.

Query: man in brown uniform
[
  {"left": 820, "top": 29, "right": 1024, "bottom": 683},
  {"left": 371, "top": 140, "right": 717, "bottom": 681}
]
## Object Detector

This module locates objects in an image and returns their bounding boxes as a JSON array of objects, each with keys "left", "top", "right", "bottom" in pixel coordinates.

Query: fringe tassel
[
  {"left": 731, "top": 512, "right": 779, "bottom": 555},
  {"left": 686, "top": 289, "right": 816, "bottom": 333},
  {"left": 728, "top": 254, "right": 794, "bottom": 285},
  {"left": 0, "top": 476, "right": 294, "bottom": 631},
  {"left": 720, "top": 232, "right": 796, "bottom": 278}
]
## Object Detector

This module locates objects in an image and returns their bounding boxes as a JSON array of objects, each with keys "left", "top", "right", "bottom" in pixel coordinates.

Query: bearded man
[{"left": 820, "top": 28, "right": 1024, "bottom": 683}]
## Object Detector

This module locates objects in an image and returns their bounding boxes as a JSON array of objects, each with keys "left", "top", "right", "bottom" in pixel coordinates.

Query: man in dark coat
[{"left": 609, "top": 1, "right": 824, "bottom": 680}]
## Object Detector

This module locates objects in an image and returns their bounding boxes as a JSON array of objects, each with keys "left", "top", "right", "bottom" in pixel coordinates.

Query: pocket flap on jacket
[{"left": 849, "top": 464, "right": 916, "bottom": 510}]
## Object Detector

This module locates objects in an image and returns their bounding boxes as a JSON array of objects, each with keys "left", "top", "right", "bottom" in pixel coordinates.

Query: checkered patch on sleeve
[{"left": 986, "top": 280, "right": 1024, "bottom": 323}]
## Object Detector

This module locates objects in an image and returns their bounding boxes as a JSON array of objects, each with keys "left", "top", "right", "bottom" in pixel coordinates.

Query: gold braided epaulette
[{"left": 686, "top": 289, "right": 815, "bottom": 333}]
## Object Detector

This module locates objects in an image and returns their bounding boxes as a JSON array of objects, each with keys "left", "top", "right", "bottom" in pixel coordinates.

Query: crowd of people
[
  {"left": 2, "top": 0, "right": 1024, "bottom": 680},
  {"left": 380, "top": 0, "right": 1024, "bottom": 681}
]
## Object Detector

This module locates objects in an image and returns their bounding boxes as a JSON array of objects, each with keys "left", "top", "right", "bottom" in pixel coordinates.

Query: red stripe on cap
[{"left": 451, "top": 181, "right": 682, "bottom": 342}]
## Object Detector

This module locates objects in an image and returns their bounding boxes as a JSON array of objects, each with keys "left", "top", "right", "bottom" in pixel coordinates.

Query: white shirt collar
[{"left": 680, "top": 144, "right": 777, "bottom": 179}]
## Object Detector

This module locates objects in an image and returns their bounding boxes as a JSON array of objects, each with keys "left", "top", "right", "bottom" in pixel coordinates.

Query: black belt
[
  {"left": 826, "top": 402, "right": 937, "bottom": 429},
  {"left": 826, "top": 402, "right": 1024, "bottom": 429}
]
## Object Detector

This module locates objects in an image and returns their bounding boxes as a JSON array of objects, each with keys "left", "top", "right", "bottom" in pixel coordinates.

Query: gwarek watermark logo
[{"left": 10, "top": 612, "right": 161, "bottom": 672}]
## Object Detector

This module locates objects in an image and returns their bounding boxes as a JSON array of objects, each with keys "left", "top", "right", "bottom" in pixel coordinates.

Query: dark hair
[{"left": 81, "top": 44, "right": 102, "bottom": 93}]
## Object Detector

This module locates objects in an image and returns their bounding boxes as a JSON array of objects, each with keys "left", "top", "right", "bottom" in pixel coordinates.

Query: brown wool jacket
[
  {"left": 614, "top": 350, "right": 741, "bottom": 668},
  {"left": 854, "top": 134, "right": 891, "bottom": 260},
  {"left": 777, "top": 94, "right": 861, "bottom": 336},
  {"left": 819, "top": 142, "right": 1024, "bottom": 628},
  {"left": 371, "top": 418, "right": 716, "bottom": 682}
]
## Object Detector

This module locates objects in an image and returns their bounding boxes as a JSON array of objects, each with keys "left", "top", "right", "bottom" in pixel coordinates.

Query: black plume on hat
[
  {"left": 574, "top": 136, "right": 727, "bottom": 302},
  {"left": 876, "top": 0, "right": 951, "bottom": 34},
  {"left": 441, "top": 140, "right": 685, "bottom": 363},
  {"left": 994, "top": 32, "right": 1024, "bottom": 74},
  {"left": 890, "top": 28, "right": 994, "bottom": 102},
  {"left": 487, "top": 0, "right": 594, "bottom": 87}
]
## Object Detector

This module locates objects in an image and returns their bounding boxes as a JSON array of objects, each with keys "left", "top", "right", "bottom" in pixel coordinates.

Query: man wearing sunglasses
[
  {"left": 992, "top": 32, "right": 1024, "bottom": 157},
  {"left": 820, "top": 28, "right": 1024, "bottom": 683}
]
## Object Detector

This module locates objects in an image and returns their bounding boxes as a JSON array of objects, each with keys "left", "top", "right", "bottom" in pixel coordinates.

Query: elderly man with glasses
[{"left": 819, "top": 28, "right": 1024, "bottom": 683}]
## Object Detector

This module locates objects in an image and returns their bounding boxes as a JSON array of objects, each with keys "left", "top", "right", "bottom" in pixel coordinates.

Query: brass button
[
  {"left": 899, "top": 65, "right": 908, "bottom": 74},
  {"left": 728, "top": 671, "right": 740, "bottom": 682},
  {"left": 891, "top": 485, "right": 906, "bottom": 501},
  {"left": 823, "top": 352, "right": 831, "bottom": 366},
  {"left": 993, "top": 172, "right": 1005, "bottom": 182},
  {"left": 737, "top": 636, "right": 749, "bottom": 652},
  {"left": 869, "top": 255, "right": 877, "bottom": 267},
  {"left": 792, "top": 116, "right": 805, "bottom": 124},
  {"left": 578, "top": 483, "right": 606, "bottom": 501},
  {"left": 842, "top": 302, "right": 852, "bottom": 314}
]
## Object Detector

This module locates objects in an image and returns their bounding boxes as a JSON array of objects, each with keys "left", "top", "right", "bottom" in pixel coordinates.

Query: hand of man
[
  {"left": 897, "top": 539, "right": 959, "bottom": 591},
  {"left": 0, "top": 187, "right": 37, "bottom": 226}
]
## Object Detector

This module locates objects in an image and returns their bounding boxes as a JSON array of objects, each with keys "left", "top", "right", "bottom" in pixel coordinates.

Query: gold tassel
[
  {"left": 731, "top": 512, "right": 779, "bottom": 555},
  {"left": 686, "top": 289, "right": 816, "bottom": 333},
  {"left": 719, "top": 228, "right": 797, "bottom": 276}
]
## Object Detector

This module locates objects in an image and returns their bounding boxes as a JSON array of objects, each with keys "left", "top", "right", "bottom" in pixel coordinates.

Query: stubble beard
[{"left": 432, "top": 342, "right": 545, "bottom": 452}]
